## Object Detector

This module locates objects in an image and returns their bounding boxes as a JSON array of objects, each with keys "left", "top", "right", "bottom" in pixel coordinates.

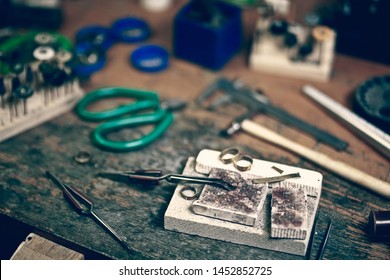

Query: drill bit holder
[{"left": 0, "top": 32, "right": 84, "bottom": 143}]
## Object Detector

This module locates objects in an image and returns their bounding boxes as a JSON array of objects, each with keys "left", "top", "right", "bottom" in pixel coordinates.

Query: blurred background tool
[
  {"left": 198, "top": 77, "right": 349, "bottom": 151},
  {"left": 353, "top": 75, "right": 390, "bottom": 134},
  {"left": 368, "top": 210, "right": 390, "bottom": 241},
  {"left": 303, "top": 85, "right": 390, "bottom": 159},
  {"left": 75, "top": 87, "right": 185, "bottom": 151}
]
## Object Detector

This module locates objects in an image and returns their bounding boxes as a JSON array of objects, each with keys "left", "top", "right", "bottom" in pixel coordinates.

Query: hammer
[{"left": 239, "top": 119, "right": 390, "bottom": 199}]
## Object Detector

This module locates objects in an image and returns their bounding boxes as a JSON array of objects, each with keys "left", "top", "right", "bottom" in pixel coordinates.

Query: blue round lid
[
  {"left": 75, "top": 25, "right": 115, "bottom": 51},
  {"left": 130, "top": 45, "right": 169, "bottom": 72},
  {"left": 72, "top": 42, "right": 106, "bottom": 77},
  {"left": 111, "top": 17, "right": 151, "bottom": 43}
]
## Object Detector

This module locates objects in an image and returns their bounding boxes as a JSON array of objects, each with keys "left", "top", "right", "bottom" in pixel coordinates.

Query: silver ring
[
  {"left": 219, "top": 147, "right": 240, "bottom": 164},
  {"left": 233, "top": 154, "right": 253, "bottom": 171},
  {"left": 75, "top": 151, "right": 91, "bottom": 164},
  {"left": 180, "top": 186, "right": 198, "bottom": 200}
]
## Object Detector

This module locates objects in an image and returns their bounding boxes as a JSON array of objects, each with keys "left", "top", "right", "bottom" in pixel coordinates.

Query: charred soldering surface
[
  {"left": 271, "top": 182, "right": 308, "bottom": 240},
  {"left": 192, "top": 168, "right": 268, "bottom": 226}
]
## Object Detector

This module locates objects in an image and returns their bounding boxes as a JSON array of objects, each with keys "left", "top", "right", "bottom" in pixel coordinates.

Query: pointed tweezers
[
  {"left": 99, "top": 170, "right": 237, "bottom": 191},
  {"left": 46, "top": 171, "right": 133, "bottom": 253}
]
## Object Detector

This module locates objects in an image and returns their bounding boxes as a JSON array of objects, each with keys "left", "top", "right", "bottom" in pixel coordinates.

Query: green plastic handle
[
  {"left": 75, "top": 87, "right": 160, "bottom": 121},
  {"left": 75, "top": 87, "right": 173, "bottom": 151},
  {"left": 92, "top": 109, "right": 174, "bottom": 151}
]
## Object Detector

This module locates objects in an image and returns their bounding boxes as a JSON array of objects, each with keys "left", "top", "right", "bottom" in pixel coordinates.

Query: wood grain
[
  {"left": 11, "top": 233, "right": 84, "bottom": 260},
  {"left": 0, "top": 0, "right": 389, "bottom": 260}
]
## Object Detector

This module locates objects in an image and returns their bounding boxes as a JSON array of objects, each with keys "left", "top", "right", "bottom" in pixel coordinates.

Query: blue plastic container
[
  {"left": 130, "top": 44, "right": 169, "bottom": 72},
  {"left": 173, "top": 1, "right": 242, "bottom": 70},
  {"left": 111, "top": 17, "right": 151, "bottom": 43}
]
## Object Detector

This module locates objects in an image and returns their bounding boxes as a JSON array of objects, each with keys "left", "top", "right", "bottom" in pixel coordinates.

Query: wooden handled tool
[{"left": 241, "top": 119, "right": 390, "bottom": 199}]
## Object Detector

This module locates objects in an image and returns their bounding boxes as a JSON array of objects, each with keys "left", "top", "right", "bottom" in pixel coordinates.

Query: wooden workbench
[{"left": 0, "top": 0, "right": 389, "bottom": 260}]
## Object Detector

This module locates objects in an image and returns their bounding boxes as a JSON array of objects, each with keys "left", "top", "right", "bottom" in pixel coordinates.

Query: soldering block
[
  {"left": 192, "top": 168, "right": 268, "bottom": 226},
  {"left": 195, "top": 149, "right": 321, "bottom": 197},
  {"left": 164, "top": 149, "right": 322, "bottom": 256},
  {"left": 271, "top": 183, "right": 308, "bottom": 239},
  {"left": 248, "top": 19, "right": 336, "bottom": 82}
]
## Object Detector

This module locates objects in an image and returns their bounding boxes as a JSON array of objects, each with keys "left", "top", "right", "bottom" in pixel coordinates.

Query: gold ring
[
  {"left": 233, "top": 154, "right": 253, "bottom": 171},
  {"left": 219, "top": 147, "right": 240, "bottom": 164}
]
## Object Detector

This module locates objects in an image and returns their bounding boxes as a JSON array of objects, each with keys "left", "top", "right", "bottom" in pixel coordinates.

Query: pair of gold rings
[{"left": 218, "top": 147, "right": 253, "bottom": 172}]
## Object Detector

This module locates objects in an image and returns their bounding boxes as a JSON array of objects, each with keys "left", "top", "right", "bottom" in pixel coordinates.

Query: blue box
[{"left": 173, "top": 1, "right": 242, "bottom": 70}]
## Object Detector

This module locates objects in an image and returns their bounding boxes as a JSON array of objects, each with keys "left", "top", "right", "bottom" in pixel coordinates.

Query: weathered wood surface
[
  {"left": 0, "top": 0, "right": 389, "bottom": 260},
  {"left": 11, "top": 233, "right": 84, "bottom": 260}
]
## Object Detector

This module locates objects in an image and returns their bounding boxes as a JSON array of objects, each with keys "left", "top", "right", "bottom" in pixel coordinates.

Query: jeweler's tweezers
[
  {"left": 99, "top": 170, "right": 236, "bottom": 191},
  {"left": 46, "top": 171, "right": 133, "bottom": 253},
  {"left": 303, "top": 85, "right": 390, "bottom": 159}
]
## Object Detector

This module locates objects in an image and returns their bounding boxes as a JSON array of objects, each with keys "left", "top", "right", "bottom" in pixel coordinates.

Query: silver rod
[
  {"left": 252, "top": 172, "right": 301, "bottom": 184},
  {"left": 303, "top": 85, "right": 390, "bottom": 159},
  {"left": 318, "top": 220, "right": 332, "bottom": 260}
]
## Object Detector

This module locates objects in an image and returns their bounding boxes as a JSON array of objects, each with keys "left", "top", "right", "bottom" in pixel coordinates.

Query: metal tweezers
[
  {"left": 99, "top": 170, "right": 237, "bottom": 191},
  {"left": 46, "top": 171, "right": 133, "bottom": 252}
]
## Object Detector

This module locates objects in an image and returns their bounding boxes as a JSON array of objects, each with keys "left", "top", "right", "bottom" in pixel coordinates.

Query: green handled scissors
[{"left": 75, "top": 87, "right": 184, "bottom": 151}]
